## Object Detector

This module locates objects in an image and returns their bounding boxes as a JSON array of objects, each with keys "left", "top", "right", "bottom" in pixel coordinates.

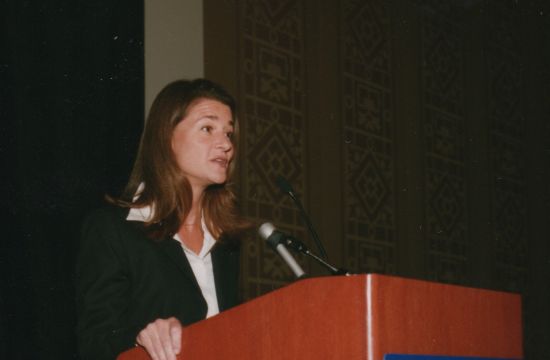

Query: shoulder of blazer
[
  {"left": 79, "top": 206, "right": 153, "bottom": 262},
  {"left": 83, "top": 205, "right": 131, "bottom": 230}
]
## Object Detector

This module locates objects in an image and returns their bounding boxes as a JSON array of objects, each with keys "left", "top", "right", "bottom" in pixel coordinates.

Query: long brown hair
[{"left": 112, "top": 79, "right": 249, "bottom": 240}]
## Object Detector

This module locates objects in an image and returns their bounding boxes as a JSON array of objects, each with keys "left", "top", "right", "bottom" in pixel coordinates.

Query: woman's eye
[
  {"left": 226, "top": 132, "right": 234, "bottom": 139},
  {"left": 201, "top": 126, "right": 212, "bottom": 133}
]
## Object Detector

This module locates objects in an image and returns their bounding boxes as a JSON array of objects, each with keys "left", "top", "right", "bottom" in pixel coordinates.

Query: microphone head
[
  {"left": 258, "top": 222, "right": 276, "bottom": 240},
  {"left": 275, "top": 176, "right": 294, "bottom": 194}
]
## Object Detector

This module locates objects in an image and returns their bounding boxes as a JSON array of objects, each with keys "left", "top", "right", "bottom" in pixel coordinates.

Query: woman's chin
[{"left": 207, "top": 176, "right": 228, "bottom": 187}]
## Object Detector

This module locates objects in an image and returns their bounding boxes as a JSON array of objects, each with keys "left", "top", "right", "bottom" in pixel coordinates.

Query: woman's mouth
[{"left": 212, "top": 157, "right": 228, "bottom": 168}]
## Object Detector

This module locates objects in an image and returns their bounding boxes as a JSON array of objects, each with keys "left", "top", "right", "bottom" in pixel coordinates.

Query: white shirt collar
[
  {"left": 126, "top": 206, "right": 154, "bottom": 222},
  {"left": 126, "top": 183, "right": 155, "bottom": 222}
]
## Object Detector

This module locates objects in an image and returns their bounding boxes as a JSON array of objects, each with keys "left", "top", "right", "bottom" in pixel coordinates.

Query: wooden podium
[{"left": 118, "top": 274, "right": 523, "bottom": 359}]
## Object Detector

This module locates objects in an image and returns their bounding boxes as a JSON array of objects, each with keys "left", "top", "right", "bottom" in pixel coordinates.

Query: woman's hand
[{"left": 136, "top": 317, "right": 183, "bottom": 360}]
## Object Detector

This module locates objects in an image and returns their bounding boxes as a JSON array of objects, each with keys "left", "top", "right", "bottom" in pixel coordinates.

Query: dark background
[{"left": 2, "top": 1, "right": 144, "bottom": 358}]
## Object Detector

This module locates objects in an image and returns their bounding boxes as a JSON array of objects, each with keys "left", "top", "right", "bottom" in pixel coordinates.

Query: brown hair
[{"left": 111, "top": 79, "right": 249, "bottom": 240}]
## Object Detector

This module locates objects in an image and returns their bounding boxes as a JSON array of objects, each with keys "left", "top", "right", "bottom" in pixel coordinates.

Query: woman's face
[{"left": 171, "top": 98, "right": 235, "bottom": 193}]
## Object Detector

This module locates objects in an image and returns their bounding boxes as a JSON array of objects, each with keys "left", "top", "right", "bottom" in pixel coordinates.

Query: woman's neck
[
  {"left": 184, "top": 188, "right": 204, "bottom": 225},
  {"left": 179, "top": 190, "right": 205, "bottom": 254}
]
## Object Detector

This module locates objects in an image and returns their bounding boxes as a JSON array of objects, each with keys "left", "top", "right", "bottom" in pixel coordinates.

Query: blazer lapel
[
  {"left": 159, "top": 237, "right": 201, "bottom": 291},
  {"left": 211, "top": 242, "right": 239, "bottom": 311}
]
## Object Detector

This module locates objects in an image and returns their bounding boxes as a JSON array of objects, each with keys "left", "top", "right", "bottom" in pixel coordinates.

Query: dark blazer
[{"left": 75, "top": 207, "right": 240, "bottom": 360}]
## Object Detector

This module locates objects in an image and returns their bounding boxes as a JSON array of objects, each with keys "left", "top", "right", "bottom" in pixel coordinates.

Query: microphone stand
[
  {"left": 282, "top": 236, "right": 350, "bottom": 276},
  {"left": 276, "top": 176, "right": 329, "bottom": 260}
]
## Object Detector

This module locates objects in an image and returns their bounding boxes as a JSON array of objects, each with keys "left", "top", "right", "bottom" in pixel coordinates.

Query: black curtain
[{"left": 2, "top": 1, "right": 144, "bottom": 358}]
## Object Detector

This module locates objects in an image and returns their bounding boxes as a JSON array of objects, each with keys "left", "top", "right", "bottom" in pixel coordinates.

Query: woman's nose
[{"left": 216, "top": 134, "right": 233, "bottom": 151}]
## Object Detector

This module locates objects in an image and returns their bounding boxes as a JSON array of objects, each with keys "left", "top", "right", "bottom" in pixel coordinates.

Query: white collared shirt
[{"left": 127, "top": 206, "right": 220, "bottom": 318}]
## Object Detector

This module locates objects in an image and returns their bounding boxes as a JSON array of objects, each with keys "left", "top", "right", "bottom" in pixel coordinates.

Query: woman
[{"left": 76, "top": 79, "right": 249, "bottom": 360}]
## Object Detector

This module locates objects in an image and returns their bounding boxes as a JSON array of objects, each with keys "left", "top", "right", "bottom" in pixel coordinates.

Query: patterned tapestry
[
  {"left": 209, "top": 3, "right": 548, "bottom": 323},
  {"left": 206, "top": 1, "right": 549, "bottom": 356},
  {"left": 421, "top": 3, "right": 468, "bottom": 284},
  {"left": 341, "top": 0, "right": 396, "bottom": 275},
  {"left": 238, "top": 0, "right": 308, "bottom": 299},
  {"left": 485, "top": 2, "right": 527, "bottom": 293}
]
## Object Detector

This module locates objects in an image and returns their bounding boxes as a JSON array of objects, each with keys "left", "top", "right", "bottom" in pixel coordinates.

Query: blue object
[{"left": 384, "top": 355, "right": 520, "bottom": 360}]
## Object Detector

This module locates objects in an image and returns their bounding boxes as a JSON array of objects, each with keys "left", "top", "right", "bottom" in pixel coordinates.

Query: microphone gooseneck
[
  {"left": 275, "top": 176, "right": 329, "bottom": 260},
  {"left": 261, "top": 223, "right": 350, "bottom": 276},
  {"left": 283, "top": 236, "right": 350, "bottom": 276}
]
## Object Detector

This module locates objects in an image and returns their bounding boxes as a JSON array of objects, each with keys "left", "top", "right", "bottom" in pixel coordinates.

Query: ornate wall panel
[
  {"left": 485, "top": 3, "right": 526, "bottom": 293},
  {"left": 205, "top": 1, "right": 549, "bottom": 356},
  {"left": 238, "top": 0, "right": 308, "bottom": 299},
  {"left": 421, "top": 5, "right": 469, "bottom": 284},
  {"left": 341, "top": 0, "right": 395, "bottom": 274}
]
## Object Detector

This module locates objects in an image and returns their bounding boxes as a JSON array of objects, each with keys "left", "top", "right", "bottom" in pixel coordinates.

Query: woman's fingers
[
  {"left": 136, "top": 317, "right": 183, "bottom": 360},
  {"left": 137, "top": 328, "right": 166, "bottom": 360},
  {"left": 168, "top": 318, "right": 182, "bottom": 354},
  {"left": 149, "top": 324, "right": 172, "bottom": 360},
  {"left": 136, "top": 331, "right": 156, "bottom": 357}
]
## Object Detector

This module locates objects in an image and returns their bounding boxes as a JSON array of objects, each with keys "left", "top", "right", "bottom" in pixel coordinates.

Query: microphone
[
  {"left": 258, "top": 222, "right": 306, "bottom": 279},
  {"left": 275, "top": 176, "right": 329, "bottom": 260}
]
